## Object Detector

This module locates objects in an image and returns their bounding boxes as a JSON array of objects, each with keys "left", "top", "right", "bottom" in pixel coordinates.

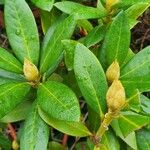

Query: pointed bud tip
[
  {"left": 106, "top": 60, "right": 120, "bottom": 83},
  {"left": 23, "top": 58, "right": 39, "bottom": 82}
]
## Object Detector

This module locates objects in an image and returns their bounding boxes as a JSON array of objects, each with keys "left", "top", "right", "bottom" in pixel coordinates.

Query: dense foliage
[{"left": 0, "top": 0, "right": 150, "bottom": 149}]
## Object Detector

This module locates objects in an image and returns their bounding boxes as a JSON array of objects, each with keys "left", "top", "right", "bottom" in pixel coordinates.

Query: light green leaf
[
  {"left": 74, "top": 42, "right": 108, "bottom": 118},
  {"left": 100, "top": 11, "right": 130, "bottom": 67},
  {"left": 38, "top": 107, "right": 92, "bottom": 137},
  {"left": 0, "top": 68, "right": 26, "bottom": 81},
  {"left": 111, "top": 120, "right": 138, "bottom": 150},
  {"left": 20, "top": 103, "right": 49, "bottom": 150},
  {"left": 54, "top": 1, "right": 108, "bottom": 20},
  {"left": 116, "top": 111, "right": 150, "bottom": 136},
  {"left": 40, "top": 15, "right": 76, "bottom": 75},
  {"left": 0, "top": 82, "right": 30, "bottom": 119},
  {"left": 37, "top": 81, "right": 80, "bottom": 121},
  {"left": 136, "top": 128, "right": 150, "bottom": 150},
  {"left": 125, "top": 3, "right": 150, "bottom": 28},
  {"left": 0, "top": 47, "right": 22, "bottom": 73},
  {"left": 101, "top": 130, "right": 120, "bottom": 150},
  {"left": 31, "top": 0, "right": 54, "bottom": 11},
  {"left": 0, "top": 100, "right": 32, "bottom": 123},
  {"left": 5, "top": 0, "right": 39, "bottom": 65},
  {"left": 120, "top": 46, "right": 150, "bottom": 92}
]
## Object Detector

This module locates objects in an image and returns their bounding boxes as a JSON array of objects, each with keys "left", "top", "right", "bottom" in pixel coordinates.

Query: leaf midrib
[{"left": 0, "top": 82, "right": 27, "bottom": 97}]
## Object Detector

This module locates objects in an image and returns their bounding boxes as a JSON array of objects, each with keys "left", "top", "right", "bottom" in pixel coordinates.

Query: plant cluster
[{"left": 0, "top": 0, "right": 150, "bottom": 149}]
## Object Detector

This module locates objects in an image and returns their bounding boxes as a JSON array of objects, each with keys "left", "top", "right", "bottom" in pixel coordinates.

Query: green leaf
[
  {"left": 20, "top": 103, "right": 49, "bottom": 150},
  {"left": 40, "top": 8, "right": 61, "bottom": 34},
  {"left": 74, "top": 42, "right": 108, "bottom": 118},
  {"left": 40, "top": 15, "right": 76, "bottom": 75},
  {"left": 99, "top": 11, "right": 130, "bottom": 67},
  {"left": 0, "top": 47, "right": 22, "bottom": 73},
  {"left": 136, "top": 128, "right": 150, "bottom": 150},
  {"left": 38, "top": 107, "right": 92, "bottom": 137},
  {"left": 37, "top": 81, "right": 80, "bottom": 121},
  {"left": 54, "top": 1, "right": 108, "bottom": 20},
  {"left": 101, "top": 130, "right": 120, "bottom": 150},
  {"left": 116, "top": 0, "right": 150, "bottom": 8},
  {"left": 0, "top": 133, "right": 11, "bottom": 150},
  {"left": 48, "top": 142, "right": 67, "bottom": 150},
  {"left": 111, "top": 120, "right": 138, "bottom": 150},
  {"left": 0, "top": 68, "right": 26, "bottom": 81},
  {"left": 31, "top": 0, "right": 54, "bottom": 11},
  {"left": 120, "top": 46, "right": 150, "bottom": 92},
  {"left": 121, "top": 49, "right": 135, "bottom": 67},
  {"left": 5, "top": 0, "right": 39, "bottom": 65},
  {"left": 0, "top": 82, "right": 30, "bottom": 119},
  {"left": 116, "top": 111, "right": 150, "bottom": 137},
  {"left": 62, "top": 40, "right": 77, "bottom": 71},
  {"left": 125, "top": 3, "right": 150, "bottom": 28},
  {"left": 83, "top": 25, "right": 106, "bottom": 48},
  {"left": 141, "top": 94, "right": 150, "bottom": 115},
  {"left": 0, "top": 100, "right": 32, "bottom": 123}
]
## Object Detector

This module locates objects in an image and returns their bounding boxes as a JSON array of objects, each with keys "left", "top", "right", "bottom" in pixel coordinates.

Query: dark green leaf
[
  {"left": 40, "top": 15, "right": 76, "bottom": 75},
  {"left": 5, "top": 0, "right": 39, "bottom": 65},
  {"left": 141, "top": 94, "right": 150, "bottom": 115},
  {"left": 20, "top": 103, "right": 49, "bottom": 150},
  {"left": 120, "top": 46, "right": 150, "bottom": 92},
  {"left": 0, "top": 68, "right": 26, "bottom": 81},
  {"left": 0, "top": 82, "right": 30, "bottom": 119},
  {"left": 99, "top": 11, "right": 130, "bottom": 67},
  {"left": 116, "top": 111, "right": 150, "bottom": 136},
  {"left": 74, "top": 42, "right": 108, "bottom": 118},
  {"left": 0, "top": 47, "right": 22, "bottom": 73},
  {"left": 0, "top": 133, "right": 11, "bottom": 150},
  {"left": 54, "top": 1, "right": 108, "bottom": 20},
  {"left": 38, "top": 108, "right": 92, "bottom": 137},
  {"left": 136, "top": 128, "right": 150, "bottom": 150},
  {"left": 83, "top": 25, "right": 106, "bottom": 48},
  {"left": 0, "top": 100, "right": 32, "bottom": 123},
  {"left": 40, "top": 8, "right": 61, "bottom": 34},
  {"left": 38, "top": 81, "right": 80, "bottom": 121},
  {"left": 48, "top": 141, "right": 67, "bottom": 150},
  {"left": 31, "top": 0, "right": 54, "bottom": 11}
]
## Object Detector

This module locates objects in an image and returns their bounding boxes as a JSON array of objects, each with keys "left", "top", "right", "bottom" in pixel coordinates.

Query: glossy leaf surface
[
  {"left": 54, "top": 1, "right": 107, "bottom": 20},
  {"left": 38, "top": 81, "right": 80, "bottom": 121},
  {"left": 100, "top": 11, "right": 130, "bottom": 67},
  {"left": 74, "top": 42, "right": 108, "bottom": 118},
  {"left": 5, "top": 0, "right": 39, "bottom": 65},
  {"left": 0, "top": 47, "right": 22, "bottom": 73},
  {"left": 40, "top": 15, "right": 76, "bottom": 74},
  {"left": 31, "top": 0, "right": 54, "bottom": 11},
  {"left": 38, "top": 108, "right": 91, "bottom": 137},
  {"left": 0, "top": 82, "right": 30, "bottom": 119},
  {"left": 120, "top": 46, "right": 150, "bottom": 92},
  {"left": 20, "top": 103, "right": 49, "bottom": 150}
]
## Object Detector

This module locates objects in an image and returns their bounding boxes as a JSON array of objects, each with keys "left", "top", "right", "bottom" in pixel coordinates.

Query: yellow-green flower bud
[
  {"left": 106, "top": 0, "right": 119, "bottom": 10},
  {"left": 23, "top": 58, "right": 39, "bottom": 82},
  {"left": 12, "top": 140, "right": 19, "bottom": 150},
  {"left": 106, "top": 80, "right": 125, "bottom": 112},
  {"left": 106, "top": 60, "right": 120, "bottom": 83}
]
